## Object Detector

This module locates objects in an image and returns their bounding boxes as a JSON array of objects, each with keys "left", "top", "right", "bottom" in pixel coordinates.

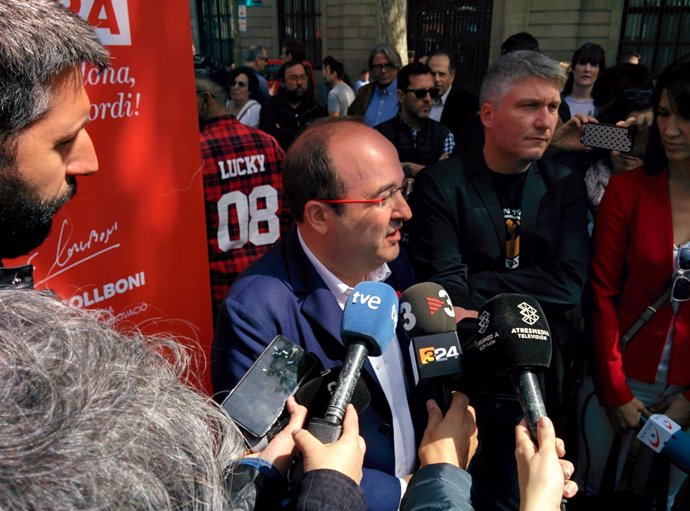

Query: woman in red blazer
[{"left": 585, "top": 54, "right": 690, "bottom": 508}]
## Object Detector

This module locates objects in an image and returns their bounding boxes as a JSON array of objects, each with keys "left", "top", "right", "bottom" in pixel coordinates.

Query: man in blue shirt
[{"left": 349, "top": 44, "right": 401, "bottom": 127}]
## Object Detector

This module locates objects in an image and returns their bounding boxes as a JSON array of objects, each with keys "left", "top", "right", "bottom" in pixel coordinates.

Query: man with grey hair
[
  {"left": 348, "top": 44, "right": 402, "bottom": 127},
  {"left": 243, "top": 44, "right": 270, "bottom": 103},
  {"left": 0, "top": 0, "right": 109, "bottom": 286},
  {"left": 407, "top": 50, "right": 588, "bottom": 511}
]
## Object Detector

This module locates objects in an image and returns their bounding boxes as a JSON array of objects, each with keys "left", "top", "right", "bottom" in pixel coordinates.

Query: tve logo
[
  {"left": 60, "top": 0, "right": 132, "bottom": 46},
  {"left": 351, "top": 291, "right": 381, "bottom": 310}
]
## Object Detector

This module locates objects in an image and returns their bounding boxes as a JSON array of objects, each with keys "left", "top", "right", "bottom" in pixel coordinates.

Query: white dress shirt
[{"left": 298, "top": 229, "right": 416, "bottom": 497}]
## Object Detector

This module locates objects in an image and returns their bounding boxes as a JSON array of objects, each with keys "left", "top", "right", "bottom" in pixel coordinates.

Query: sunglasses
[
  {"left": 671, "top": 246, "right": 690, "bottom": 302},
  {"left": 232, "top": 80, "right": 248, "bottom": 88},
  {"left": 405, "top": 88, "right": 440, "bottom": 99}
]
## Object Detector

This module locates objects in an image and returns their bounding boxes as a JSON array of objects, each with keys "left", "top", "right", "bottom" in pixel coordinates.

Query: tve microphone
[
  {"left": 400, "top": 283, "right": 462, "bottom": 409},
  {"left": 295, "top": 367, "right": 371, "bottom": 417},
  {"left": 307, "top": 281, "right": 398, "bottom": 443},
  {"left": 469, "top": 293, "right": 552, "bottom": 439},
  {"left": 638, "top": 414, "right": 690, "bottom": 474}
]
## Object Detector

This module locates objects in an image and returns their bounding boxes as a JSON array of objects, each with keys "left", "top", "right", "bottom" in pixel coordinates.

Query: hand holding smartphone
[
  {"left": 581, "top": 122, "right": 636, "bottom": 153},
  {"left": 222, "top": 335, "right": 316, "bottom": 451}
]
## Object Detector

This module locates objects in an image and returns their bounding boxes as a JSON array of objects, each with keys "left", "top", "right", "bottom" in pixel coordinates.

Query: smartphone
[
  {"left": 222, "top": 335, "right": 315, "bottom": 441},
  {"left": 581, "top": 122, "right": 636, "bottom": 153}
]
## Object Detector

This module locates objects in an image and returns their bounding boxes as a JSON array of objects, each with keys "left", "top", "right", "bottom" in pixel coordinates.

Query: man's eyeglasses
[
  {"left": 371, "top": 63, "right": 395, "bottom": 72},
  {"left": 672, "top": 246, "right": 690, "bottom": 302},
  {"left": 405, "top": 88, "right": 440, "bottom": 100},
  {"left": 314, "top": 178, "right": 413, "bottom": 209}
]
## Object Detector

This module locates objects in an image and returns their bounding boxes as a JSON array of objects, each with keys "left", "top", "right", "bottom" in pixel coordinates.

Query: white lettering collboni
[
  {"left": 66, "top": 271, "right": 146, "bottom": 308},
  {"left": 61, "top": 0, "right": 132, "bottom": 46},
  {"left": 217, "top": 185, "right": 279, "bottom": 251}
]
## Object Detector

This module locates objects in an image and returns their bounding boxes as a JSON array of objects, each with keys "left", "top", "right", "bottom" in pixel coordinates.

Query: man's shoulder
[
  {"left": 228, "top": 242, "right": 293, "bottom": 300},
  {"left": 421, "top": 148, "right": 478, "bottom": 182},
  {"left": 202, "top": 116, "right": 282, "bottom": 153},
  {"left": 424, "top": 118, "right": 451, "bottom": 136},
  {"left": 534, "top": 156, "right": 580, "bottom": 185}
]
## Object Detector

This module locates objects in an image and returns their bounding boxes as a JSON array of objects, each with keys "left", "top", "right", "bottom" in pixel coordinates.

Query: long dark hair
[
  {"left": 562, "top": 43, "right": 606, "bottom": 96},
  {"left": 644, "top": 53, "right": 690, "bottom": 175}
]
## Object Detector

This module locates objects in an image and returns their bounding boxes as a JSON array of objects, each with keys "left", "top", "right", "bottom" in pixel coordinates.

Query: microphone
[
  {"left": 467, "top": 293, "right": 552, "bottom": 439},
  {"left": 307, "top": 281, "right": 398, "bottom": 443},
  {"left": 295, "top": 367, "right": 371, "bottom": 417},
  {"left": 638, "top": 414, "right": 690, "bottom": 474},
  {"left": 399, "top": 282, "right": 463, "bottom": 409}
]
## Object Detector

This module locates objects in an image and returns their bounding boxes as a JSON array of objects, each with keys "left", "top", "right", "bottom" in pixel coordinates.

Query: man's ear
[
  {"left": 397, "top": 89, "right": 405, "bottom": 105},
  {"left": 303, "top": 200, "right": 330, "bottom": 235},
  {"left": 479, "top": 101, "right": 494, "bottom": 129}
]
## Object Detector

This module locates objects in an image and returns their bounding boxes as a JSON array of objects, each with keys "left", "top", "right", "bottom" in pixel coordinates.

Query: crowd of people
[{"left": 1, "top": 0, "right": 689, "bottom": 510}]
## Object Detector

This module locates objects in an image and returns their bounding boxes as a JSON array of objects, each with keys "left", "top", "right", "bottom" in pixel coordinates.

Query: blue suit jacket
[{"left": 212, "top": 228, "right": 418, "bottom": 511}]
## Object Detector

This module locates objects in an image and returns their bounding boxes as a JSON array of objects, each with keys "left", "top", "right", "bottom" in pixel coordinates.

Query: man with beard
[
  {"left": 259, "top": 60, "right": 327, "bottom": 151},
  {"left": 0, "top": 0, "right": 109, "bottom": 288}
]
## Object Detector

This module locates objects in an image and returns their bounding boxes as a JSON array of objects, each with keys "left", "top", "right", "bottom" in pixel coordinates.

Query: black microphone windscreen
[
  {"left": 470, "top": 293, "right": 552, "bottom": 374},
  {"left": 295, "top": 368, "right": 371, "bottom": 416},
  {"left": 400, "top": 282, "right": 457, "bottom": 337}
]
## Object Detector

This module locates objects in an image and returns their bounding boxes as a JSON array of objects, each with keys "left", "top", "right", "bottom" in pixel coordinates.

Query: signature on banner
[{"left": 35, "top": 218, "right": 120, "bottom": 287}]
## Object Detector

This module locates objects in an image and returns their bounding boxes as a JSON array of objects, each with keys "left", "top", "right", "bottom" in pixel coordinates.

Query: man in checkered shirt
[{"left": 195, "top": 60, "right": 289, "bottom": 316}]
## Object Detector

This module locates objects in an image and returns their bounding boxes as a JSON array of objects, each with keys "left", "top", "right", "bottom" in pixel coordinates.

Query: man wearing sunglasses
[
  {"left": 213, "top": 118, "right": 421, "bottom": 511},
  {"left": 376, "top": 63, "right": 455, "bottom": 178}
]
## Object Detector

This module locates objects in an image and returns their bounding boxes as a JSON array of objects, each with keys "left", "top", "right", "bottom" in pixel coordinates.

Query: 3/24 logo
[{"left": 419, "top": 345, "right": 460, "bottom": 365}]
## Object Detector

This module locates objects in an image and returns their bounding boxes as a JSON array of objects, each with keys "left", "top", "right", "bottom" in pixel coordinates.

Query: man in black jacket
[
  {"left": 407, "top": 50, "right": 588, "bottom": 511},
  {"left": 427, "top": 51, "right": 479, "bottom": 145},
  {"left": 0, "top": 0, "right": 109, "bottom": 288},
  {"left": 259, "top": 60, "right": 327, "bottom": 151}
]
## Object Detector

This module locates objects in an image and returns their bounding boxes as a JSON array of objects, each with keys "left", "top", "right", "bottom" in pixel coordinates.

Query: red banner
[{"left": 8, "top": 0, "right": 214, "bottom": 392}]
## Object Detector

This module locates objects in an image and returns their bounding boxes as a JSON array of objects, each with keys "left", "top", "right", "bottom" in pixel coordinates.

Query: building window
[
  {"left": 619, "top": 0, "right": 690, "bottom": 74},
  {"left": 408, "top": 0, "right": 493, "bottom": 95},
  {"left": 278, "top": 0, "right": 322, "bottom": 66},
  {"left": 196, "top": 0, "right": 234, "bottom": 66}
]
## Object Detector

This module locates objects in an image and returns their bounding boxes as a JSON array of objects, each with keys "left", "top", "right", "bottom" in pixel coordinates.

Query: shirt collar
[
  {"left": 375, "top": 78, "right": 398, "bottom": 97},
  {"left": 297, "top": 228, "right": 392, "bottom": 309},
  {"left": 434, "top": 86, "right": 452, "bottom": 107}
]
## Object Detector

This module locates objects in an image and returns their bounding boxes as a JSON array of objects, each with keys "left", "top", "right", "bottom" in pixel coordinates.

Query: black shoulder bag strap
[{"left": 619, "top": 285, "right": 672, "bottom": 351}]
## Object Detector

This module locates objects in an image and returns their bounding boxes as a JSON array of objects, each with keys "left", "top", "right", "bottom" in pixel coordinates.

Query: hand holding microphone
[
  {"left": 306, "top": 281, "right": 398, "bottom": 442},
  {"left": 515, "top": 416, "right": 578, "bottom": 511},
  {"left": 468, "top": 293, "right": 552, "bottom": 440}
]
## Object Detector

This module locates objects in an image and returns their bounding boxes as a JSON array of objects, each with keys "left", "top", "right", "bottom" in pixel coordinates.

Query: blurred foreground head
[{"left": 0, "top": 290, "right": 243, "bottom": 509}]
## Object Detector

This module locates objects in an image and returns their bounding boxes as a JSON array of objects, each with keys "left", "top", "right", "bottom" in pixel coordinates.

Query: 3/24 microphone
[
  {"left": 399, "top": 282, "right": 463, "bottom": 409},
  {"left": 306, "top": 281, "right": 398, "bottom": 443},
  {"left": 467, "top": 293, "right": 552, "bottom": 439}
]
